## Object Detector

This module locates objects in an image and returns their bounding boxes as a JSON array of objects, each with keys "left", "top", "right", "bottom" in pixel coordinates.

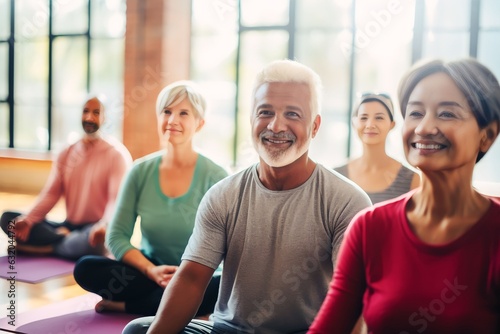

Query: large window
[
  {"left": 473, "top": 0, "right": 500, "bottom": 182},
  {"left": 3, "top": 0, "right": 500, "bottom": 183},
  {"left": 191, "top": 0, "right": 500, "bottom": 182},
  {"left": 0, "top": 0, "right": 126, "bottom": 152}
]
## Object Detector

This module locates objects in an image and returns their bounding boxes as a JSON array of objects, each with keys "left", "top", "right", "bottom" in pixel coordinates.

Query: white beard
[{"left": 253, "top": 136, "right": 311, "bottom": 168}]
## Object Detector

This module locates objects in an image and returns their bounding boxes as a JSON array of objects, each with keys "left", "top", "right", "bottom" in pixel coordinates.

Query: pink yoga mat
[
  {"left": 0, "top": 255, "right": 75, "bottom": 283},
  {"left": 0, "top": 294, "right": 139, "bottom": 334}
]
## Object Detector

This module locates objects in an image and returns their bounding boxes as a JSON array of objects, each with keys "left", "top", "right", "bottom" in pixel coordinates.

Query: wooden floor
[{"left": 0, "top": 192, "right": 88, "bottom": 315}]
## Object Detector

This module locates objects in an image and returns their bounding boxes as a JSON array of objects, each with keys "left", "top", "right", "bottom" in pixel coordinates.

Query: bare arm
[{"left": 147, "top": 260, "right": 215, "bottom": 334}]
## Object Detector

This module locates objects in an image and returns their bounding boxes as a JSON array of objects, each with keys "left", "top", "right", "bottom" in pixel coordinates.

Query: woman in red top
[{"left": 308, "top": 58, "right": 500, "bottom": 334}]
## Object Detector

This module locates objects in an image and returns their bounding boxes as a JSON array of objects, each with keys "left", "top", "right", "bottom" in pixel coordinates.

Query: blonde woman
[{"left": 74, "top": 81, "right": 228, "bottom": 317}]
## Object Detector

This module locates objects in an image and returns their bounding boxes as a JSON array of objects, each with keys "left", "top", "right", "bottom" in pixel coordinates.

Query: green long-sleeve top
[{"left": 106, "top": 151, "right": 228, "bottom": 265}]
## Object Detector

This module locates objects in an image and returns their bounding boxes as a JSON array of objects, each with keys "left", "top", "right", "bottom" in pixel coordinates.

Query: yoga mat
[
  {"left": 0, "top": 255, "right": 75, "bottom": 283},
  {"left": 0, "top": 294, "right": 138, "bottom": 334}
]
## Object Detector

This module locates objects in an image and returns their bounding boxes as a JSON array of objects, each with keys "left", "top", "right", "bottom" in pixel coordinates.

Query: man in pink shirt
[{"left": 1, "top": 97, "right": 132, "bottom": 260}]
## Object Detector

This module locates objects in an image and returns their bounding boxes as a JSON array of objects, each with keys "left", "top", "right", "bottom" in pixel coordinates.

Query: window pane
[
  {"left": 191, "top": 34, "right": 238, "bottom": 168},
  {"left": 296, "top": 31, "right": 351, "bottom": 167},
  {"left": 0, "top": 103, "right": 8, "bottom": 147},
  {"left": 90, "top": 39, "right": 124, "bottom": 97},
  {"left": 191, "top": 34, "right": 238, "bottom": 82},
  {"left": 52, "top": 37, "right": 87, "bottom": 147},
  {"left": 297, "top": 0, "right": 351, "bottom": 29},
  {"left": 476, "top": 30, "right": 500, "bottom": 181},
  {"left": 240, "top": 0, "right": 289, "bottom": 27},
  {"left": 15, "top": 0, "right": 49, "bottom": 40},
  {"left": 474, "top": 140, "right": 500, "bottom": 183},
  {"left": 355, "top": 0, "right": 411, "bottom": 34},
  {"left": 90, "top": 38, "right": 124, "bottom": 138},
  {"left": 192, "top": 0, "right": 238, "bottom": 30},
  {"left": 14, "top": 104, "right": 48, "bottom": 150},
  {"left": 478, "top": 32, "right": 500, "bottom": 78},
  {"left": 0, "top": 43, "right": 7, "bottom": 99},
  {"left": 91, "top": 0, "right": 126, "bottom": 37},
  {"left": 191, "top": 0, "right": 238, "bottom": 168},
  {"left": 237, "top": 30, "right": 288, "bottom": 168},
  {"left": 193, "top": 80, "right": 236, "bottom": 170},
  {"left": 422, "top": 32, "right": 469, "bottom": 59},
  {"left": 51, "top": 104, "right": 83, "bottom": 152},
  {"left": 480, "top": 0, "right": 500, "bottom": 29},
  {"left": 349, "top": 0, "right": 415, "bottom": 164},
  {"left": 53, "top": 37, "right": 87, "bottom": 104},
  {"left": 0, "top": 0, "right": 10, "bottom": 39},
  {"left": 14, "top": 40, "right": 48, "bottom": 104},
  {"left": 52, "top": 0, "right": 88, "bottom": 35},
  {"left": 425, "top": 0, "right": 470, "bottom": 30}
]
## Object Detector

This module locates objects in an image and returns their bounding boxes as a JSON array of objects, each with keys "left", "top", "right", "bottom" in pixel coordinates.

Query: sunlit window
[
  {"left": 1, "top": 0, "right": 126, "bottom": 152},
  {"left": 475, "top": 0, "right": 500, "bottom": 182},
  {"left": 191, "top": 0, "right": 500, "bottom": 183},
  {"left": 3, "top": 0, "right": 500, "bottom": 184}
]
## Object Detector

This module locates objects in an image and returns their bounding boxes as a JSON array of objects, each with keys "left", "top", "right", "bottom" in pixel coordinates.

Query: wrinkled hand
[
  {"left": 146, "top": 265, "right": 178, "bottom": 288},
  {"left": 13, "top": 216, "right": 33, "bottom": 242},
  {"left": 88, "top": 224, "right": 106, "bottom": 247}
]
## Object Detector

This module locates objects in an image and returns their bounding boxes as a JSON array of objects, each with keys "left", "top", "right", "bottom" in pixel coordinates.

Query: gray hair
[
  {"left": 156, "top": 80, "right": 207, "bottom": 119},
  {"left": 398, "top": 58, "right": 500, "bottom": 162},
  {"left": 252, "top": 59, "right": 323, "bottom": 117}
]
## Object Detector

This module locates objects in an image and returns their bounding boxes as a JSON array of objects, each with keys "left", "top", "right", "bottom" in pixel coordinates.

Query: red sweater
[{"left": 309, "top": 193, "right": 500, "bottom": 334}]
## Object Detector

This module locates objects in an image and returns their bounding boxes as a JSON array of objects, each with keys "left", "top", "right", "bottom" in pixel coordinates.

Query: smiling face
[
  {"left": 354, "top": 101, "right": 395, "bottom": 146},
  {"left": 81, "top": 98, "right": 104, "bottom": 134},
  {"left": 251, "top": 82, "right": 320, "bottom": 168},
  {"left": 157, "top": 98, "right": 204, "bottom": 147},
  {"left": 402, "top": 72, "right": 487, "bottom": 172}
]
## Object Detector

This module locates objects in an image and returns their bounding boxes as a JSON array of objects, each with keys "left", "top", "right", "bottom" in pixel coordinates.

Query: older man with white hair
[{"left": 123, "top": 60, "right": 370, "bottom": 334}]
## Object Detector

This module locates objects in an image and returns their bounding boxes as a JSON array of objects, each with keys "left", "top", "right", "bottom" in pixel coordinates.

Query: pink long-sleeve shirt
[{"left": 25, "top": 136, "right": 132, "bottom": 226}]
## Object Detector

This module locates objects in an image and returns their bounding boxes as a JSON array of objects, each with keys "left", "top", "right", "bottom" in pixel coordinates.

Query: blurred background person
[
  {"left": 1, "top": 96, "right": 132, "bottom": 260},
  {"left": 335, "top": 93, "right": 420, "bottom": 204},
  {"left": 73, "top": 81, "right": 228, "bottom": 317}
]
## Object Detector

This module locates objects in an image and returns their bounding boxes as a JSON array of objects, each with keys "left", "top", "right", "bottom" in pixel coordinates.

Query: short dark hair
[{"left": 398, "top": 58, "right": 500, "bottom": 162}]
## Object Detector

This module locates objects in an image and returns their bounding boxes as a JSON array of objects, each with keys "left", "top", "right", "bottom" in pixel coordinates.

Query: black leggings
[
  {"left": 0, "top": 211, "right": 104, "bottom": 260},
  {"left": 74, "top": 255, "right": 220, "bottom": 316}
]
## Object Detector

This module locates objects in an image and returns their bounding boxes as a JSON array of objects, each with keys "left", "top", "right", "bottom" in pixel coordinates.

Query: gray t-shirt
[{"left": 182, "top": 163, "right": 371, "bottom": 334}]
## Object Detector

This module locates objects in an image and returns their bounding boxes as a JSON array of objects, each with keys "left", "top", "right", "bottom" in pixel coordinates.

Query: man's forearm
[{"left": 148, "top": 261, "right": 214, "bottom": 333}]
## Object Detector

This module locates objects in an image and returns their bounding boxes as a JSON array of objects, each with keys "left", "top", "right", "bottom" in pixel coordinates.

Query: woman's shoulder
[
  {"left": 134, "top": 150, "right": 162, "bottom": 164},
  {"left": 398, "top": 163, "right": 418, "bottom": 176},
  {"left": 128, "top": 151, "right": 162, "bottom": 177},
  {"left": 357, "top": 191, "right": 412, "bottom": 224},
  {"left": 333, "top": 162, "right": 349, "bottom": 177},
  {"left": 197, "top": 154, "right": 229, "bottom": 176},
  {"left": 488, "top": 197, "right": 500, "bottom": 218}
]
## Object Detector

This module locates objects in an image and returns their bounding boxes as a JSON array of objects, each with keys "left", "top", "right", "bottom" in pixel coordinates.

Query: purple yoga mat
[
  {"left": 0, "top": 294, "right": 139, "bottom": 334},
  {"left": 0, "top": 255, "right": 75, "bottom": 283}
]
